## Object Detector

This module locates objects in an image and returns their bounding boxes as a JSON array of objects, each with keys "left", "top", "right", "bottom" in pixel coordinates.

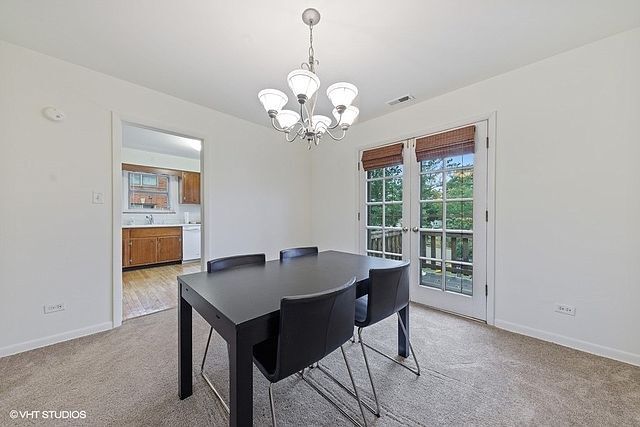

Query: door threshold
[{"left": 410, "top": 300, "right": 486, "bottom": 324}]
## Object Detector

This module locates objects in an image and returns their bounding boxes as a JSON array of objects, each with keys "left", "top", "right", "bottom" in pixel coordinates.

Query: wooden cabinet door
[
  {"left": 180, "top": 171, "right": 200, "bottom": 204},
  {"left": 129, "top": 237, "right": 157, "bottom": 266},
  {"left": 157, "top": 236, "right": 182, "bottom": 262}
]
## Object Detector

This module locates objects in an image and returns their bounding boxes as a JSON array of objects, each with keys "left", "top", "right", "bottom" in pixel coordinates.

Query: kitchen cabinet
[
  {"left": 180, "top": 171, "right": 200, "bottom": 204},
  {"left": 129, "top": 237, "right": 158, "bottom": 266},
  {"left": 122, "top": 227, "right": 182, "bottom": 268},
  {"left": 157, "top": 236, "right": 182, "bottom": 262}
]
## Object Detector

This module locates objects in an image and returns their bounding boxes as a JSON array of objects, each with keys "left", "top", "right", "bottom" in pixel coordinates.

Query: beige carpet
[{"left": 1, "top": 304, "right": 639, "bottom": 426}]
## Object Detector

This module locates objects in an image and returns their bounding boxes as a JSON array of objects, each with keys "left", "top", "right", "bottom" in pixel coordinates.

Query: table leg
[
  {"left": 229, "top": 335, "right": 253, "bottom": 426},
  {"left": 398, "top": 304, "right": 409, "bottom": 358},
  {"left": 178, "top": 287, "right": 193, "bottom": 399}
]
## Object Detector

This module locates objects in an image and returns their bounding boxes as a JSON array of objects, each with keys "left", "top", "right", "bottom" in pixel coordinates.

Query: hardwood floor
[{"left": 123, "top": 261, "right": 202, "bottom": 320}]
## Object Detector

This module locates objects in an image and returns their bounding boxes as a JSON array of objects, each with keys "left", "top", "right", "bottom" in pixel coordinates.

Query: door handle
[
  {"left": 412, "top": 227, "right": 419, "bottom": 232},
  {"left": 402, "top": 227, "right": 408, "bottom": 232}
]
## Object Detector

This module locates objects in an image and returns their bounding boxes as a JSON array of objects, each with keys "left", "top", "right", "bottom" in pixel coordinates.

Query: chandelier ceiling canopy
[{"left": 258, "top": 8, "right": 359, "bottom": 149}]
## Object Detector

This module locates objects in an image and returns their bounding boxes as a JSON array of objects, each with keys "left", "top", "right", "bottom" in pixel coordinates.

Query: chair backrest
[
  {"left": 207, "top": 254, "right": 266, "bottom": 273},
  {"left": 366, "top": 262, "right": 410, "bottom": 326},
  {"left": 274, "top": 277, "right": 356, "bottom": 380},
  {"left": 279, "top": 246, "right": 318, "bottom": 261}
]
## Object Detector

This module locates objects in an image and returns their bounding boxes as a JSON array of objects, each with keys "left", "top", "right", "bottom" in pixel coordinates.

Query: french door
[{"left": 360, "top": 121, "right": 488, "bottom": 321}]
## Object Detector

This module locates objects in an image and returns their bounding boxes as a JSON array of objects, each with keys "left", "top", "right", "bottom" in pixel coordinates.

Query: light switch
[{"left": 92, "top": 191, "right": 105, "bottom": 204}]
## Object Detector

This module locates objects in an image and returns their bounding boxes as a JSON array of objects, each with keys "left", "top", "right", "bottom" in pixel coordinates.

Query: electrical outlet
[
  {"left": 44, "top": 303, "right": 65, "bottom": 314},
  {"left": 554, "top": 303, "right": 575, "bottom": 316},
  {"left": 92, "top": 191, "right": 104, "bottom": 204}
]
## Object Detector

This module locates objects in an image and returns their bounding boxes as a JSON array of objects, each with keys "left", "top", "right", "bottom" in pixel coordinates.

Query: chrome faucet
[{"left": 146, "top": 214, "right": 154, "bottom": 225}]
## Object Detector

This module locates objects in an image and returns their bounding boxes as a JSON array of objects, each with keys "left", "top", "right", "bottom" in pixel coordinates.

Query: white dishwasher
[{"left": 182, "top": 225, "right": 201, "bottom": 262}]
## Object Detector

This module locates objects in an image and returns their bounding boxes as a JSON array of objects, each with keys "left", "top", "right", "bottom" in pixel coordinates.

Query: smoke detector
[{"left": 386, "top": 94, "right": 415, "bottom": 106}]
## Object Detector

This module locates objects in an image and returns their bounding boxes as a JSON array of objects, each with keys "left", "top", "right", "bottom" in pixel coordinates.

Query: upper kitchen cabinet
[{"left": 180, "top": 171, "right": 200, "bottom": 204}]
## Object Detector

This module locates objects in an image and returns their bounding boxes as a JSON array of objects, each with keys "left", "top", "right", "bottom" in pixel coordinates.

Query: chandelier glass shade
[{"left": 257, "top": 8, "right": 359, "bottom": 148}]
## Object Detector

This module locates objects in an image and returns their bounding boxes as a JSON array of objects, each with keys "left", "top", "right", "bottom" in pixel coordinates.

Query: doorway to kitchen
[{"left": 118, "top": 122, "right": 204, "bottom": 321}]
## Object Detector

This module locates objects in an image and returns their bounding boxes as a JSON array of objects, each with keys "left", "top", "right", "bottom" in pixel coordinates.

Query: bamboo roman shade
[
  {"left": 415, "top": 125, "right": 476, "bottom": 162},
  {"left": 361, "top": 143, "right": 404, "bottom": 171}
]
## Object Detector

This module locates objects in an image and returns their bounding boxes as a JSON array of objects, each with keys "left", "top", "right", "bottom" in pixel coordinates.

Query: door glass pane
[
  {"left": 367, "top": 251, "right": 383, "bottom": 258},
  {"left": 445, "top": 169, "right": 473, "bottom": 199},
  {"left": 445, "top": 200, "right": 473, "bottom": 230},
  {"left": 420, "top": 232, "right": 442, "bottom": 259},
  {"left": 384, "top": 203, "right": 402, "bottom": 227},
  {"left": 445, "top": 263, "right": 473, "bottom": 295},
  {"left": 368, "top": 168, "right": 383, "bottom": 179},
  {"left": 367, "top": 205, "right": 382, "bottom": 226},
  {"left": 421, "top": 159, "right": 443, "bottom": 172},
  {"left": 421, "top": 173, "right": 443, "bottom": 200},
  {"left": 367, "top": 180, "right": 383, "bottom": 202},
  {"left": 385, "top": 254, "right": 403, "bottom": 261},
  {"left": 421, "top": 259, "right": 442, "bottom": 289},
  {"left": 446, "top": 234, "right": 473, "bottom": 263},
  {"left": 421, "top": 202, "right": 443, "bottom": 229},
  {"left": 367, "top": 229, "right": 383, "bottom": 252},
  {"left": 445, "top": 151, "right": 474, "bottom": 169},
  {"left": 385, "top": 178, "right": 403, "bottom": 201},
  {"left": 385, "top": 230, "right": 402, "bottom": 254},
  {"left": 385, "top": 165, "right": 403, "bottom": 177}
]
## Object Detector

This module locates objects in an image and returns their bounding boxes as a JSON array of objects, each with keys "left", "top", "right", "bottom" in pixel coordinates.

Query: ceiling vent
[{"left": 387, "top": 94, "right": 415, "bottom": 106}]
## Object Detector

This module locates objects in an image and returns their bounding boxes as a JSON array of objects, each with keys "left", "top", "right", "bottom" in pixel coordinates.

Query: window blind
[
  {"left": 415, "top": 126, "right": 475, "bottom": 162},
  {"left": 361, "top": 142, "right": 404, "bottom": 171}
]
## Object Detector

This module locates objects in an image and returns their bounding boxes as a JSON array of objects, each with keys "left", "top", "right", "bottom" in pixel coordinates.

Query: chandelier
[{"left": 257, "top": 8, "right": 359, "bottom": 148}]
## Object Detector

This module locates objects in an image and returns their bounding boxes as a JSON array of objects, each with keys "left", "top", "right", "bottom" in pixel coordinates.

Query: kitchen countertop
[{"left": 122, "top": 223, "right": 200, "bottom": 228}]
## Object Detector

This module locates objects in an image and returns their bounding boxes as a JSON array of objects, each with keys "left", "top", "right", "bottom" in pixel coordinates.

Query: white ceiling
[
  {"left": 123, "top": 124, "right": 201, "bottom": 159},
  {"left": 1, "top": 1, "right": 639, "bottom": 126}
]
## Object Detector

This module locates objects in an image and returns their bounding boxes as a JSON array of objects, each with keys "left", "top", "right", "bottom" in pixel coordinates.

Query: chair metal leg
[
  {"left": 268, "top": 383, "right": 277, "bottom": 427},
  {"left": 315, "top": 363, "right": 379, "bottom": 416},
  {"left": 299, "top": 360, "right": 367, "bottom": 427},
  {"left": 358, "top": 328, "right": 381, "bottom": 417},
  {"left": 340, "top": 345, "right": 368, "bottom": 427},
  {"left": 200, "top": 326, "right": 230, "bottom": 414},
  {"left": 201, "top": 327, "right": 213, "bottom": 371},
  {"left": 396, "top": 312, "right": 421, "bottom": 376},
  {"left": 359, "top": 314, "right": 421, "bottom": 376}
]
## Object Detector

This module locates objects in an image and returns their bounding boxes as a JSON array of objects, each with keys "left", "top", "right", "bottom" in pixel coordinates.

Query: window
[
  {"left": 127, "top": 172, "right": 172, "bottom": 211},
  {"left": 365, "top": 165, "right": 404, "bottom": 260}
]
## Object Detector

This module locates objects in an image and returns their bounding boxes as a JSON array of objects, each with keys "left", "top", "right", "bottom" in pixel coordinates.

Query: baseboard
[
  {"left": 494, "top": 319, "right": 640, "bottom": 367},
  {"left": 0, "top": 322, "right": 114, "bottom": 358}
]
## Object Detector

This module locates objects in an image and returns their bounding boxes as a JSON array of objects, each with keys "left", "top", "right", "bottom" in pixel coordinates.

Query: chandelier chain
[{"left": 308, "top": 24, "right": 316, "bottom": 73}]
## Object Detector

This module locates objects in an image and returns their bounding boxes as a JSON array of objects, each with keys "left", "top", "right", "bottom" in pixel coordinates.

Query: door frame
[
  {"left": 111, "top": 112, "right": 207, "bottom": 328},
  {"left": 355, "top": 111, "right": 497, "bottom": 325}
]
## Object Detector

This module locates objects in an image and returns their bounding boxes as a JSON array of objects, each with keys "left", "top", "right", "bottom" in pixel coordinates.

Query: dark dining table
[{"left": 177, "top": 250, "right": 408, "bottom": 426}]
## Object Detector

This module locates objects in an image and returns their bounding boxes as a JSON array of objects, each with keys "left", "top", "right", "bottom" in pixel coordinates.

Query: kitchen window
[{"left": 127, "top": 172, "right": 172, "bottom": 211}]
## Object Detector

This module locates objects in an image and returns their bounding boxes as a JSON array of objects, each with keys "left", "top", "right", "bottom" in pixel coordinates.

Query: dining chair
[
  {"left": 252, "top": 277, "right": 368, "bottom": 427},
  {"left": 353, "top": 262, "right": 419, "bottom": 417},
  {"left": 279, "top": 246, "right": 318, "bottom": 260},
  {"left": 201, "top": 253, "right": 266, "bottom": 413}
]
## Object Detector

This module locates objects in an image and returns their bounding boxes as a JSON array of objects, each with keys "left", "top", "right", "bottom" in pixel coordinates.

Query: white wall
[
  {"left": 121, "top": 147, "right": 200, "bottom": 172},
  {"left": 311, "top": 28, "right": 640, "bottom": 365},
  {"left": 0, "top": 41, "right": 312, "bottom": 355}
]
